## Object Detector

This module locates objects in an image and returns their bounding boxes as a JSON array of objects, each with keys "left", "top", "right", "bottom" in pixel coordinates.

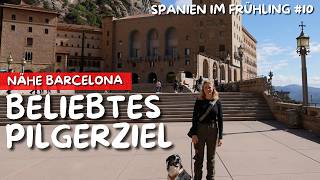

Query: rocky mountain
[
  {"left": 275, "top": 84, "right": 320, "bottom": 105},
  {"left": 1, "top": 0, "right": 160, "bottom": 27}
]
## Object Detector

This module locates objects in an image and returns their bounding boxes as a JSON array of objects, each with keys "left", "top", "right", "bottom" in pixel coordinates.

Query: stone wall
[
  {"left": 239, "top": 77, "right": 267, "bottom": 94},
  {"left": 238, "top": 77, "right": 320, "bottom": 135}
]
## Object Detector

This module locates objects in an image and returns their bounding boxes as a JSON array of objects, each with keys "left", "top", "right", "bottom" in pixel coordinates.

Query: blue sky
[{"left": 161, "top": 0, "right": 320, "bottom": 88}]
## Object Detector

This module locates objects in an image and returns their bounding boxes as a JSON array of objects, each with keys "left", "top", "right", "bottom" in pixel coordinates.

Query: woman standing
[{"left": 188, "top": 80, "right": 223, "bottom": 180}]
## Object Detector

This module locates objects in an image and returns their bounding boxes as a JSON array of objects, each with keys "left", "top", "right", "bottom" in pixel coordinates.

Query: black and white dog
[{"left": 166, "top": 154, "right": 191, "bottom": 180}]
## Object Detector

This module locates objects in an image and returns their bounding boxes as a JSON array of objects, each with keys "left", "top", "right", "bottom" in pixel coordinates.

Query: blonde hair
[{"left": 200, "top": 80, "right": 219, "bottom": 100}]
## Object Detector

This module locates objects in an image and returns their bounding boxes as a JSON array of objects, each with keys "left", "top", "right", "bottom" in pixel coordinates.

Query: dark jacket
[{"left": 189, "top": 99, "right": 223, "bottom": 139}]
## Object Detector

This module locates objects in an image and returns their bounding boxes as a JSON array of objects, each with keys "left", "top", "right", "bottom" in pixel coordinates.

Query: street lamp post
[
  {"left": 296, "top": 22, "right": 310, "bottom": 106},
  {"left": 7, "top": 53, "right": 13, "bottom": 72},
  {"left": 238, "top": 45, "right": 244, "bottom": 81}
]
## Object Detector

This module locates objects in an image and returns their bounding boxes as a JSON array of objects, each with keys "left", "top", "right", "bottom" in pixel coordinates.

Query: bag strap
[{"left": 199, "top": 100, "right": 217, "bottom": 122}]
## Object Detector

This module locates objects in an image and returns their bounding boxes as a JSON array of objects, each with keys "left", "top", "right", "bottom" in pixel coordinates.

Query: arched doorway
[
  {"left": 166, "top": 72, "right": 176, "bottom": 83},
  {"left": 185, "top": 71, "right": 193, "bottom": 78},
  {"left": 213, "top": 63, "right": 218, "bottom": 80},
  {"left": 220, "top": 65, "right": 225, "bottom": 81},
  {"left": 234, "top": 69, "right": 237, "bottom": 82},
  {"left": 228, "top": 67, "right": 232, "bottom": 82},
  {"left": 148, "top": 72, "right": 157, "bottom": 83},
  {"left": 203, "top": 59, "right": 209, "bottom": 78},
  {"left": 132, "top": 73, "right": 139, "bottom": 84}
]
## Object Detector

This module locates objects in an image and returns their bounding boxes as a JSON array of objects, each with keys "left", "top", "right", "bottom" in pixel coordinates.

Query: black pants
[{"left": 194, "top": 123, "right": 218, "bottom": 180}]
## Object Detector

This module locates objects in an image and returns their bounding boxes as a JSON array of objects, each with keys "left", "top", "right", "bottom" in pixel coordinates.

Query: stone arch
[
  {"left": 228, "top": 66, "right": 232, "bottom": 82},
  {"left": 220, "top": 65, "right": 226, "bottom": 81},
  {"left": 234, "top": 69, "right": 237, "bottom": 82},
  {"left": 213, "top": 63, "right": 218, "bottom": 80},
  {"left": 203, "top": 59, "right": 209, "bottom": 78}
]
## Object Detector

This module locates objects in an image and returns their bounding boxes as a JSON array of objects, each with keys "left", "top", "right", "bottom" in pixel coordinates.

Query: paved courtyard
[{"left": 0, "top": 120, "right": 320, "bottom": 180}]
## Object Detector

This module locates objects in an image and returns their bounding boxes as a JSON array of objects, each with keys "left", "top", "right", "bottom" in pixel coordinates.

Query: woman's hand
[
  {"left": 217, "top": 139, "right": 222, "bottom": 147},
  {"left": 192, "top": 135, "right": 198, "bottom": 144}
]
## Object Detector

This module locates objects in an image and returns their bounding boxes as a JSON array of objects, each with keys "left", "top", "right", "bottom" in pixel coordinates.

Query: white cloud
[
  {"left": 175, "top": 0, "right": 192, "bottom": 6},
  {"left": 272, "top": 74, "right": 301, "bottom": 87},
  {"left": 310, "top": 76, "right": 320, "bottom": 88},
  {"left": 310, "top": 42, "right": 320, "bottom": 54},
  {"left": 272, "top": 75, "right": 320, "bottom": 88},
  {"left": 258, "top": 43, "right": 287, "bottom": 56},
  {"left": 256, "top": 42, "right": 295, "bottom": 76},
  {"left": 258, "top": 59, "right": 289, "bottom": 75}
]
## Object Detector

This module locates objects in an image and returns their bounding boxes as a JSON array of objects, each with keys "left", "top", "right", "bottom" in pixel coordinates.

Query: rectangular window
[
  {"left": 172, "top": 47, "right": 178, "bottom": 57},
  {"left": 152, "top": 48, "right": 158, "bottom": 56},
  {"left": 87, "top": 43, "right": 90, "bottom": 48},
  {"left": 88, "top": 53, "right": 91, "bottom": 57},
  {"left": 135, "top": 49, "right": 139, "bottom": 57},
  {"left": 117, "top": 52, "right": 122, "bottom": 59},
  {"left": 28, "top": 27, "right": 32, "bottom": 33},
  {"left": 27, "top": 38, "right": 33, "bottom": 47},
  {"left": 185, "top": 48, "right": 190, "bottom": 56},
  {"left": 75, "top": 52, "right": 78, "bottom": 56},
  {"left": 25, "top": 52, "right": 33, "bottom": 61},
  {"left": 29, "top": 17, "right": 33, "bottom": 22},
  {"left": 45, "top": 18, "right": 49, "bottom": 24},
  {"left": 12, "top": 14, "right": 16, "bottom": 20},
  {"left": 45, "top": 28, "right": 48, "bottom": 34},
  {"left": 11, "top": 25, "right": 15, "bottom": 31}
]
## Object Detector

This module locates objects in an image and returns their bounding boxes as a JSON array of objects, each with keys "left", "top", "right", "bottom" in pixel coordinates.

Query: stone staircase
[{"left": 0, "top": 92, "right": 274, "bottom": 125}]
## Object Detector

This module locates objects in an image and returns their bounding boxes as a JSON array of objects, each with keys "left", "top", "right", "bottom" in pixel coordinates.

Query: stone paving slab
[{"left": 0, "top": 121, "right": 319, "bottom": 180}]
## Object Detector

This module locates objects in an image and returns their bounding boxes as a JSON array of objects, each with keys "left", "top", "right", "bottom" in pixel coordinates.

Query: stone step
[
  {"left": 0, "top": 116, "right": 274, "bottom": 126},
  {"left": 0, "top": 92, "right": 274, "bottom": 126},
  {"left": 0, "top": 99, "right": 265, "bottom": 105},
  {"left": 0, "top": 113, "right": 270, "bottom": 121}
]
